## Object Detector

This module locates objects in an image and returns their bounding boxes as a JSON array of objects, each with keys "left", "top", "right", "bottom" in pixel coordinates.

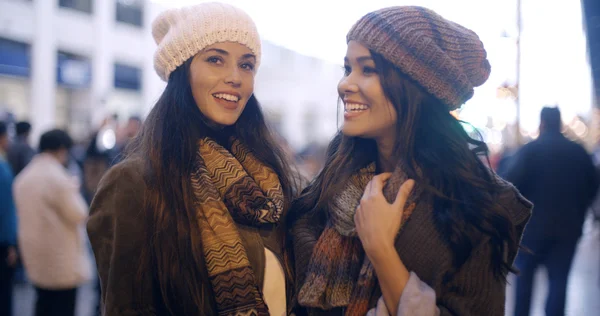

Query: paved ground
[{"left": 505, "top": 217, "right": 600, "bottom": 316}]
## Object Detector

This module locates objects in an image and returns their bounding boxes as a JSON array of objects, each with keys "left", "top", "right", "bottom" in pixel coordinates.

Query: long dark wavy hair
[
  {"left": 125, "top": 58, "right": 296, "bottom": 315},
  {"left": 289, "top": 50, "right": 518, "bottom": 283}
]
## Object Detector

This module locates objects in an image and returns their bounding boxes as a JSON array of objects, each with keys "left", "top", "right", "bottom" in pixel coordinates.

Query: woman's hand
[{"left": 354, "top": 173, "right": 415, "bottom": 261}]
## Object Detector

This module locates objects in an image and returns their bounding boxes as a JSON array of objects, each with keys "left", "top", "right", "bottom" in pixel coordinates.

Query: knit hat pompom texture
[
  {"left": 152, "top": 2, "right": 261, "bottom": 81},
  {"left": 347, "top": 6, "right": 491, "bottom": 110}
]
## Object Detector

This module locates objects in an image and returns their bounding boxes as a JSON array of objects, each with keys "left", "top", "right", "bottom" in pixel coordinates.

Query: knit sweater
[{"left": 292, "top": 178, "right": 532, "bottom": 316}]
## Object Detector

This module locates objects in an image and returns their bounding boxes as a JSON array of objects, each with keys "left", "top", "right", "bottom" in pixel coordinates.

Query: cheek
[
  {"left": 380, "top": 101, "right": 398, "bottom": 123},
  {"left": 238, "top": 74, "right": 255, "bottom": 109},
  {"left": 189, "top": 59, "right": 204, "bottom": 91},
  {"left": 189, "top": 60, "right": 214, "bottom": 108},
  {"left": 386, "top": 105, "right": 398, "bottom": 126},
  {"left": 365, "top": 82, "right": 396, "bottom": 121},
  {"left": 371, "top": 102, "right": 397, "bottom": 133},
  {"left": 242, "top": 74, "right": 255, "bottom": 97},
  {"left": 360, "top": 77, "right": 382, "bottom": 103},
  {"left": 191, "top": 88, "right": 207, "bottom": 116},
  {"left": 190, "top": 75, "right": 212, "bottom": 110},
  {"left": 362, "top": 87, "right": 397, "bottom": 133}
]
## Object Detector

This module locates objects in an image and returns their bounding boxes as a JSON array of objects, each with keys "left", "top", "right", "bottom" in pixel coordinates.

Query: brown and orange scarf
[
  {"left": 298, "top": 163, "right": 419, "bottom": 316},
  {"left": 192, "top": 137, "right": 284, "bottom": 316}
]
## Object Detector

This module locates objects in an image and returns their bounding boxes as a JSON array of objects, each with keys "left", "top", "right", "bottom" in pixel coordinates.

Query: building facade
[{"left": 0, "top": 0, "right": 343, "bottom": 150}]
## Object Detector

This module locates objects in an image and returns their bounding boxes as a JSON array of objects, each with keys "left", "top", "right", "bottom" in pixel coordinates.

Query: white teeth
[
  {"left": 344, "top": 103, "right": 369, "bottom": 111},
  {"left": 214, "top": 93, "right": 239, "bottom": 102}
]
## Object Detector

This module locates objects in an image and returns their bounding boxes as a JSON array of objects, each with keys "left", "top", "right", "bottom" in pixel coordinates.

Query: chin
[
  {"left": 212, "top": 119, "right": 237, "bottom": 126},
  {"left": 342, "top": 125, "right": 366, "bottom": 137},
  {"left": 210, "top": 114, "right": 241, "bottom": 126}
]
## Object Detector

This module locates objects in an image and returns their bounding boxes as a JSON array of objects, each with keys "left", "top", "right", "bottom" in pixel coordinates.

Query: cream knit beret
[{"left": 152, "top": 2, "right": 261, "bottom": 81}]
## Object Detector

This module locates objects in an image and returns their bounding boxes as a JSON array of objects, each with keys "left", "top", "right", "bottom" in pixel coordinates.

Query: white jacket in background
[{"left": 14, "top": 153, "right": 92, "bottom": 289}]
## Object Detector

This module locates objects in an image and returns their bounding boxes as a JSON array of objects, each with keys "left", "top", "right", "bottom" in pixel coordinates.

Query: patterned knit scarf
[
  {"left": 192, "top": 137, "right": 284, "bottom": 316},
  {"left": 298, "top": 163, "right": 418, "bottom": 315}
]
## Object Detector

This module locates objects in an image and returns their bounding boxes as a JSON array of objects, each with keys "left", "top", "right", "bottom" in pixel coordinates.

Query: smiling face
[
  {"left": 189, "top": 42, "right": 257, "bottom": 126},
  {"left": 338, "top": 41, "right": 398, "bottom": 139}
]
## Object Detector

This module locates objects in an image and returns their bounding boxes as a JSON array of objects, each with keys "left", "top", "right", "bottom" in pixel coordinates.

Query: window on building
[
  {"left": 0, "top": 39, "right": 31, "bottom": 124},
  {"left": 56, "top": 51, "right": 92, "bottom": 88},
  {"left": 114, "top": 63, "right": 142, "bottom": 91},
  {"left": 0, "top": 77, "right": 31, "bottom": 121},
  {"left": 116, "top": 0, "right": 144, "bottom": 27},
  {"left": 59, "top": 0, "right": 93, "bottom": 14},
  {"left": 55, "top": 51, "right": 92, "bottom": 141},
  {"left": 0, "top": 38, "right": 30, "bottom": 78}
]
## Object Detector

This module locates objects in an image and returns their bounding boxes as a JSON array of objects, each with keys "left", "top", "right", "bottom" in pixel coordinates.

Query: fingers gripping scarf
[{"left": 298, "top": 163, "right": 418, "bottom": 315}]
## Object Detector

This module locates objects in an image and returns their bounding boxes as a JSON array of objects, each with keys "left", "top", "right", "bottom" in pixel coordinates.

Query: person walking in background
[
  {"left": 504, "top": 107, "right": 599, "bottom": 316},
  {"left": 110, "top": 115, "right": 142, "bottom": 165},
  {"left": 0, "top": 121, "right": 18, "bottom": 316},
  {"left": 7, "top": 121, "right": 35, "bottom": 176},
  {"left": 80, "top": 132, "right": 112, "bottom": 316},
  {"left": 121, "top": 115, "right": 142, "bottom": 148},
  {"left": 13, "top": 129, "right": 92, "bottom": 316},
  {"left": 81, "top": 134, "right": 111, "bottom": 205}
]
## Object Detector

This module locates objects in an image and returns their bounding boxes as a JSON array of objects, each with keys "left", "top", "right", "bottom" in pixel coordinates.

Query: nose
[
  {"left": 225, "top": 65, "right": 242, "bottom": 87},
  {"left": 338, "top": 73, "right": 359, "bottom": 96}
]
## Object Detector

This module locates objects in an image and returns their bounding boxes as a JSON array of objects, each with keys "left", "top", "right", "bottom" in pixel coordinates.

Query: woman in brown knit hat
[
  {"left": 87, "top": 3, "right": 297, "bottom": 315},
  {"left": 289, "top": 6, "right": 532, "bottom": 316}
]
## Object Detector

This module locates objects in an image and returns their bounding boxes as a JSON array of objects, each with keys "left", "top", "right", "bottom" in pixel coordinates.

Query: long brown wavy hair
[
  {"left": 289, "top": 50, "right": 519, "bottom": 283},
  {"left": 125, "top": 58, "right": 296, "bottom": 315}
]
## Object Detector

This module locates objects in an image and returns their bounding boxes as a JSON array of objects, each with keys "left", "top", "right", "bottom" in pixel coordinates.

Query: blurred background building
[
  {"left": 0, "top": 0, "right": 343, "bottom": 151},
  {"left": 0, "top": 0, "right": 597, "bottom": 151},
  {"left": 1, "top": 0, "right": 152, "bottom": 143},
  {"left": 583, "top": 0, "right": 600, "bottom": 107},
  {"left": 1, "top": 1, "right": 600, "bottom": 314}
]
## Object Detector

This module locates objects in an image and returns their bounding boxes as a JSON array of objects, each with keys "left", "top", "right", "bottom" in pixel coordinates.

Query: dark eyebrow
[
  {"left": 241, "top": 53, "right": 256, "bottom": 61},
  {"left": 343, "top": 56, "right": 374, "bottom": 63},
  {"left": 357, "top": 56, "right": 374, "bottom": 62},
  {"left": 203, "top": 48, "right": 256, "bottom": 62},
  {"left": 203, "top": 48, "right": 229, "bottom": 55}
]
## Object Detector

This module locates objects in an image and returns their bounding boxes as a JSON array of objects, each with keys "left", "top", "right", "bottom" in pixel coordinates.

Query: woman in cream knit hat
[
  {"left": 290, "top": 6, "right": 532, "bottom": 316},
  {"left": 87, "top": 3, "right": 296, "bottom": 315}
]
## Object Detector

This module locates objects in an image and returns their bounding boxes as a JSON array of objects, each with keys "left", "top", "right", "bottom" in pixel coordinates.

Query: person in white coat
[{"left": 13, "top": 129, "right": 91, "bottom": 316}]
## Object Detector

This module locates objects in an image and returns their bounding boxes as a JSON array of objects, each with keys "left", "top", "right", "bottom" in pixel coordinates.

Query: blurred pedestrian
[
  {"left": 13, "top": 129, "right": 92, "bottom": 316},
  {"left": 0, "top": 121, "right": 18, "bottom": 316},
  {"left": 110, "top": 115, "right": 142, "bottom": 165},
  {"left": 7, "top": 121, "right": 35, "bottom": 176},
  {"left": 505, "top": 107, "right": 599, "bottom": 316}
]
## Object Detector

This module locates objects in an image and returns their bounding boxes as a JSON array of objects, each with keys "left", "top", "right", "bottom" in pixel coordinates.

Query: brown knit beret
[{"left": 347, "top": 6, "right": 491, "bottom": 110}]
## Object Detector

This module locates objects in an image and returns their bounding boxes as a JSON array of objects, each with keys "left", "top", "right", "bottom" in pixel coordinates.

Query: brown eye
[
  {"left": 363, "top": 66, "right": 377, "bottom": 75},
  {"left": 206, "top": 56, "right": 223, "bottom": 65},
  {"left": 240, "top": 62, "right": 255, "bottom": 71}
]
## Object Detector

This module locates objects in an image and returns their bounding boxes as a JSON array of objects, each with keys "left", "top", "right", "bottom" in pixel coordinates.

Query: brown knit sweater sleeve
[
  {"left": 291, "top": 213, "right": 321, "bottom": 294},
  {"left": 435, "top": 241, "right": 505, "bottom": 315},
  {"left": 435, "top": 185, "right": 532, "bottom": 316},
  {"left": 291, "top": 180, "right": 532, "bottom": 316}
]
